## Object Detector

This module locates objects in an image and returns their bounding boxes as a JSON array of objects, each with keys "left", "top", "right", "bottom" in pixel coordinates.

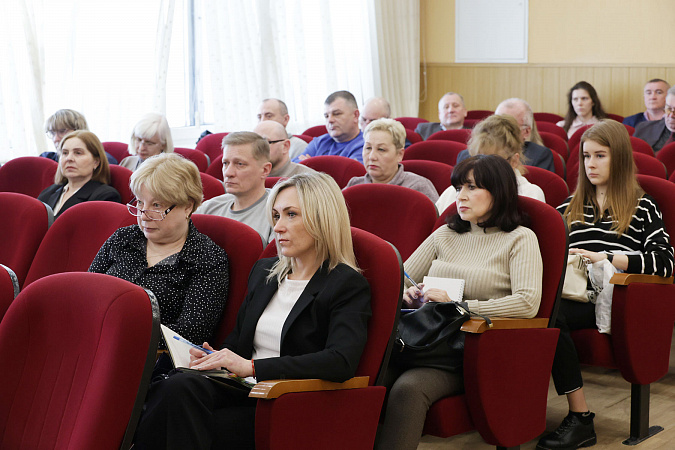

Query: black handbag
[{"left": 392, "top": 302, "right": 492, "bottom": 372}]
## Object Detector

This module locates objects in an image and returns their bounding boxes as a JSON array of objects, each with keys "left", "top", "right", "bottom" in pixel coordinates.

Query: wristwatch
[{"left": 607, "top": 253, "right": 614, "bottom": 263}]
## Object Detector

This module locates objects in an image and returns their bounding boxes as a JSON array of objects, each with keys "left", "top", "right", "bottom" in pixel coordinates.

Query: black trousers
[
  {"left": 551, "top": 299, "right": 597, "bottom": 395},
  {"left": 134, "top": 372, "right": 258, "bottom": 450}
]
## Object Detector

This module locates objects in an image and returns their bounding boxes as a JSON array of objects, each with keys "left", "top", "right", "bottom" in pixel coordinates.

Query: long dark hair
[
  {"left": 447, "top": 155, "right": 528, "bottom": 233},
  {"left": 562, "top": 81, "right": 608, "bottom": 133}
]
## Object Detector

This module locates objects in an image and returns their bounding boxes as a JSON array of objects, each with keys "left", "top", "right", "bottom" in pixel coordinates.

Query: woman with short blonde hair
[{"left": 346, "top": 118, "right": 439, "bottom": 202}]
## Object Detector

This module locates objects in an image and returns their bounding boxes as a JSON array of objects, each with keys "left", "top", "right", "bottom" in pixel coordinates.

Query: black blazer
[
  {"left": 38, "top": 179, "right": 121, "bottom": 218},
  {"left": 222, "top": 257, "right": 371, "bottom": 383}
]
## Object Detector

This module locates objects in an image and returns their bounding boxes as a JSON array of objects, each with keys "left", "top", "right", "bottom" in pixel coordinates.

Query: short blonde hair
[
  {"left": 129, "top": 113, "right": 174, "bottom": 156},
  {"left": 55, "top": 130, "right": 110, "bottom": 184},
  {"left": 468, "top": 114, "right": 527, "bottom": 172},
  {"left": 364, "top": 118, "right": 406, "bottom": 150},
  {"left": 222, "top": 131, "right": 270, "bottom": 162},
  {"left": 129, "top": 153, "right": 203, "bottom": 213},
  {"left": 266, "top": 172, "right": 358, "bottom": 283}
]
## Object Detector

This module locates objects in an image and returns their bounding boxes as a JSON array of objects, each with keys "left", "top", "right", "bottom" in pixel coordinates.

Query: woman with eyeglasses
[
  {"left": 89, "top": 153, "right": 229, "bottom": 358},
  {"left": 120, "top": 113, "right": 174, "bottom": 171},
  {"left": 38, "top": 130, "right": 121, "bottom": 218}
]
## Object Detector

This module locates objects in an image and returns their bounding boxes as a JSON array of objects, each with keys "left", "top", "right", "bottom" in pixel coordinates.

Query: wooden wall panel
[{"left": 419, "top": 64, "right": 675, "bottom": 121}]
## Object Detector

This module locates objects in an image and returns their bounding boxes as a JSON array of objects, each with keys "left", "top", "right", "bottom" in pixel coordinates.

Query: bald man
[
  {"left": 415, "top": 92, "right": 468, "bottom": 140},
  {"left": 257, "top": 98, "right": 308, "bottom": 160},
  {"left": 359, "top": 97, "right": 391, "bottom": 131},
  {"left": 253, "top": 121, "right": 315, "bottom": 178}
]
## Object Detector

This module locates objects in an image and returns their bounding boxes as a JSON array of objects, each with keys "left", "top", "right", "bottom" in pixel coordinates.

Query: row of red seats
[{"left": 1, "top": 173, "right": 673, "bottom": 446}]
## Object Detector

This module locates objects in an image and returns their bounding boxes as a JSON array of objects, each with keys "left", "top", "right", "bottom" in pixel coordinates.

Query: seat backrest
[
  {"left": 656, "top": 142, "right": 675, "bottom": 178},
  {"left": 24, "top": 202, "right": 136, "bottom": 286},
  {"left": 533, "top": 112, "right": 564, "bottom": 123},
  {"left": 102, "top": 141, "right": 132, "bottom": 162},
  {"left": 175, "top": 147, "right": 209, "bottom": 172},
  {"left": 191, "top": 214, "right": 263, "bottom": 345},
  {"left": 535, "top": 121, "right": 568, "bottom": 141},
  {"left": 343, "top": 184, "right": 438, "bottom": 261},
  {"left": 523, "top": 165, "right": 569, "bottom": 208},
  {"left": 195, "top": 132, "right": 228, "bottom": 164},
  {"left": 265, "top": 176, "right": 287, "bottom": 189},
  {"left": 607, "top": 113, "right": 625, "bottom": 123},
  {"left": 395, "top": 117, "right": 429, "bottom": 130},
  {"left": 427, "top": 129, "right": 472, "bottom": 145},
  {"left": 0, "top": 264, "right": 19, "bottom": 323},
  {"left": 405, "top": 129, "right": 423, "bottom": 146},
  {"left": 200, "top": 172, "right": 226, "bottom": 200},
  {"left": 568, "top": 124, "right": 595, "bottom": 153},
  {"left": 299, "top": 155, "right": 365, "bottom": 189},
  {"left": 403, "top": 140, "right": 467, "bottom": 166},
  {"left": 0, "top": 157, "right": 58, "bottom": 198},
  {"left": 629, "top": 136, "right": 655, "bottom": 156},
  {"left": 400, "top": 160, "right": 453, "bottom": 195},
  {"left": 302, "top": 125, "right": 328, "bottom": 137},
  {"left": 0, "top": 193, "right": 52, "bottom": 287},
  {"left": 435, "top": 197, "right": 568, "bottom": 322},
  {"left": 466, "top": 110, "right": 493, "bottom": 120},
  {"left": 637, "top": 175, "right": 675, "bottom": 236},
  {"left": 261, "top": 227, "right": 403, "bottom": 385},
  {"left": 633, "top": 153, "right": 667, "bottom": 178},
  {"left": 623, "top": 124, "right": 635, "bottom": 136},
  {"left": 206, "top": 157, "right": 224, "bottom": 181},
  {"left": 539, "top": 131, "right": 569, "bottom": 161},
  {"left": 108, "top": 164, "right": 134, "bottom": 204},
  {"left": 0, "top": 272, "right": 159, "bottom": 450},
  {"left": 294, "top": 134, "right": 314, "bottom": 144}
]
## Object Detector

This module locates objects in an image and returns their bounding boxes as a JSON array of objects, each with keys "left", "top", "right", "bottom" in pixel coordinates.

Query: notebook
[
  {"left": 422, "top": 276, "right": 465, "bottom": 302},
  {"left": 160, "top": 325, "right": 256, "bottom": 390}
]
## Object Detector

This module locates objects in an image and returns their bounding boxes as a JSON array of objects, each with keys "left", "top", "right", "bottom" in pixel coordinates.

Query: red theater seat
[
  {"left": 195, "top": 133, "right": 228, "bottom": 165},
  {"left": 401, "top": 160, "right": 453, "bottom": 195},
  {"left": 108, "top": 164, "right": 134, "bottom": 205},
  {"left": 0, "top": 272, "right": 160, "bottom": 449},
  {"left": 175, "top": 147, "right": 209, "bottom": 172},
  {"left": 299, "top": 155, "right": 365, "bottom": 189},
  {"left": 200, "top": 172, "right": 225, "bottom": 200},
  {"left": 0, "top": 157, "right": 58, "bottom": 198},
  {"left": 302, "top": 125, "right": 328, "bottom": 137},
  {"left": 395, "top": 117, "right": 429, "bottom": 130},
  {"left": 403, "top": 140, "right": 467, "bottom": 166},
  {"left": 249, "top": 228, "right": 402, "bottom": 450},
  {"left": 343, "top": 184, "right": 437, "bottom": 261},
  {"left": 0, "top": 193, "right": 52, "bottom": 287},
  {"left": 427, "top": 129, "right": 472, "bottom": 145},
  {"left": 424, "top": 197, "right": 566, "bottom": 448},
  {"left": 523, "top": 165, "right": 569, "bottom": 208}
]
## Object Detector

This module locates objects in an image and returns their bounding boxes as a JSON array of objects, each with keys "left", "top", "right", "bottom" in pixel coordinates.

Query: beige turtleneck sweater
[{"left": 404, "top": 223, "right": 543, "bottom": 318}]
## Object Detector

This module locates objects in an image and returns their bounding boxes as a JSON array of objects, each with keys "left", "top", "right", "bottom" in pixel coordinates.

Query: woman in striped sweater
[
  {"left": 538, "top": 120, "right": 674, "bottom": 450},
  {"left": 377, "top": 155, "right": 543, "bottom": 450}
]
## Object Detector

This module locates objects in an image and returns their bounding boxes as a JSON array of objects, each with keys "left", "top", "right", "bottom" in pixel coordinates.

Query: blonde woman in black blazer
[{"left": 134, "top": 173, "right": 371, "bottom": 450}]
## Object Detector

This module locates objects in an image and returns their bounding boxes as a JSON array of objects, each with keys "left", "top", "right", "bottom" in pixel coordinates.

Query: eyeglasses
[
  {"left": 665, "top": 105, "right": 675, "bottom": 116},
  {"left": 126, "top": 198, "right": 177, "bottom": 221},
  {"left": 136, "top": 137, "right": 160, "bottom": 147},
  {"left": 47, "top": 129, "right": 73, "bottom": 138},
  {"left": 266, "top": 138, "right": 287, "bottom": 145}
]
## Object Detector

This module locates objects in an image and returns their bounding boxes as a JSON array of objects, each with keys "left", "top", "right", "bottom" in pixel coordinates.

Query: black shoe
[{"left": 536, "top": 412, "right": 597, "bottom": 450}]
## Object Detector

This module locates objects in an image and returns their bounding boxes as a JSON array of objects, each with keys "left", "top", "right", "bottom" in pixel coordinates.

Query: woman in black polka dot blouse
[{"left": 89, "top": 153, "right": 229, "bottom": 348}]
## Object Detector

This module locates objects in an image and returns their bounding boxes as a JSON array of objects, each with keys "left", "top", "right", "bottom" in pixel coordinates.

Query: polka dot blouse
[{"left": 89, "top": 221, "right": 229, "bottom": 346}]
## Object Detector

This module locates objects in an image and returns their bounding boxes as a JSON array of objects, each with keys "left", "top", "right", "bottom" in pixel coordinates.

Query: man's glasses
[
  {"left": 127, "top": 198, "right": 177, "bottom": 221},
  {"left": 266, "top": 138, "right": 287, "bottom": 145}
]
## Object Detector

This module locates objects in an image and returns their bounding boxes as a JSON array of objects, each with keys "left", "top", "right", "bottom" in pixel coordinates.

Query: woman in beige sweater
[{"left": 377, "top": 154, "right": 543, "bottom": 450}]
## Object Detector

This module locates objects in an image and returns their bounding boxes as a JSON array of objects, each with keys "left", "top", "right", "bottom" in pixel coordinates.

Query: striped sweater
[
  {"left": 557, "top": 195, "right": 674, "bottom": 277},
  {"left": 404, "top": 224, "right": 543, "bottom": 318}
]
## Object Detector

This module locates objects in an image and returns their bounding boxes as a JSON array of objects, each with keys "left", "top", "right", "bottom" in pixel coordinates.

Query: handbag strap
[{"left": 456, "top": 303, "right": 493, "bottom": 328}]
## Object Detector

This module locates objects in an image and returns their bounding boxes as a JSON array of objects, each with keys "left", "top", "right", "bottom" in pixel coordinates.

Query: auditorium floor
[{"left": 418, "top": 332, "right": 675, "bottom": 449}]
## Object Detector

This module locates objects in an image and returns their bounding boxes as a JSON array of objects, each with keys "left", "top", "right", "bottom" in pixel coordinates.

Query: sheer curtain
[
  {"left": 0, "top": 0, "right": 419, "bottom": 161},
  {"left": 196, "top": 0, "right": 420, "bottom": 135}
]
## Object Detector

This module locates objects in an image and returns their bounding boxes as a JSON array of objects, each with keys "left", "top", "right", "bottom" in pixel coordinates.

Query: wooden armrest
[
  {"left": 609, "top": 273, "right": 673, "bottom": 286},
  {"left": 461, "top": 317, "right": 550, "bottom": 334},
  {"left": 155, "top": 349, "right": 168, "bottom": 359},
  {"left": 249, "top": 376, "right": 369, "bottom": 399}
]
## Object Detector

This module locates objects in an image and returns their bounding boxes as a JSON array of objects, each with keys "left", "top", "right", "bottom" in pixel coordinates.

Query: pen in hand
[
  {"left": 173, "top": 335, "right": 213, "bottom": 354},
  {"left": 403, "top": 271, "right": 425, "bottom": 301}
]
